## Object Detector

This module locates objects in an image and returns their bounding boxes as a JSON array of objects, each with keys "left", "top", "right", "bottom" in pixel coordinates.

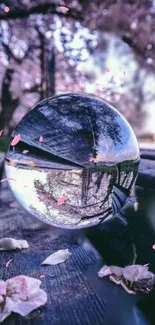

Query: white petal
[
  {"left": 98, "top": 265, "right": 111, "bottom": 278},
  {"left": 0, "top": 238, "right": 29, "bottom": 251},
  {"left": 4, "top": 276, "right": 47, "bottom": 318},
  {"left": 0, "top": 280, "right": 6, "bottom": 296},
  {"left": 6, "top": 276, "right": 42, "bottom": 299},
  {"left": 42, "top": 249, "right": 72, "bottom": 265},
  {"left": 0, "top": 297, "right": 13, "bottom": 323},
  {"left": 11, "top": 289, "right": 47, "bottom": 316}
]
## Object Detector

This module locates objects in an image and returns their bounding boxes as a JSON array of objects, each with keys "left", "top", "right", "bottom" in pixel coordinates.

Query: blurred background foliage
[{"left": 0, "top": 0, "right": 155, "bottom": 151}]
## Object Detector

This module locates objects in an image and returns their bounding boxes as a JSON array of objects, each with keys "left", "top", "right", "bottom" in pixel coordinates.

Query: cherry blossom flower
[{"left": 0, "top": 275, "right": 47, "bottom": 322}]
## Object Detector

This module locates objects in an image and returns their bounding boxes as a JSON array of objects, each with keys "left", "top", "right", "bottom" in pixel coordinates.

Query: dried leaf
[
  {"left": 0, "top": 238, "right": 29, "bottom": 251},
  {"left": 42, "top": 249, "right": 71, "bottom": 265},
  {"left": 11, "top": 134, "right": 21, "bottom": 146},
  {"left": 0, "top": 275, "right": 47, "bottom": 322}
]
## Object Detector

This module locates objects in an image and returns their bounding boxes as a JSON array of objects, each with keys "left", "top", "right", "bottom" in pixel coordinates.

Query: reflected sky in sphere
[{"left": 5, "top": 93, "right": 140, "bottom": 229}]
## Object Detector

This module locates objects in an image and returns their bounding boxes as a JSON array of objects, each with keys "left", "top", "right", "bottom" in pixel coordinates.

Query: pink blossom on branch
[
  {"left": 0, "top": 275, "right": 47, "bottom": 322},
  {"left": 11, "top": 134, "right": 21, "bottom": 146}
]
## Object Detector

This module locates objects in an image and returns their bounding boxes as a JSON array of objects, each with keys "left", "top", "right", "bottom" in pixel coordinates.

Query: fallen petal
[
  {"left": 0, "top": 280, "right": 6, "bottom": 296},
  {"left": 39, "top": 136, "right": 43, "bottom": 142},
  {"left": 23, "top": 150, "right": 29, "bottom": 154},
  {"left": 0, "top": 299, "right": 12, "bottom": 323},
  {"left": 152, "top": 244, "right": 155, "bottom": 250},
  {"left": 98, "top": 265, "right": 112, "bottom": 278},
  {"left": 3, "top": 276, "right": 47, "bottom": 319},
  {"left": 57, "top": 196, "right": 67, "bottom": 206},
  {"left": 134, "top": 202, "right": 139, "bottom": 211},
  {"left": 42, "top": 249, "right": 71, "bottom": 265},
  {"left": 40, "top": 195, "right": 44, "bottom": 200},
  {"left": 0, "top": 238, "right": 29, "bottom": 251},
  {"left": 11, "top": 134, "right": 21, "bottom": 146},
  {"left": 0, "top": 130, "right": 3, "bottom": 136},
  {"left": 6, "top": 259, "right": 12, "bottom": 268},
  {"left": 59, "top": 6, "right": 69, "bottom": 12},
  {"left": 40, "top": 275, "right": 45, "bottom": 278},
  {"left": 0, "top": 178, "right": 16, "bottom": 183}
]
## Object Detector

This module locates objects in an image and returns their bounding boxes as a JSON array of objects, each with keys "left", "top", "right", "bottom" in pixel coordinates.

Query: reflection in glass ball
[{"left": 5, "top": 93, "right": 140, "bottom": 229}]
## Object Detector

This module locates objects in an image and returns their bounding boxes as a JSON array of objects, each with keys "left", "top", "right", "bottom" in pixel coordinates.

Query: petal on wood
[
  {"left": 42, "top": 249, "right": 72, "bottom": 265},
  {"left": 0, "top": 280, "right": 6, "bottom": 296},
  {"left": 6, "top": 259, "right": 12, "bottom": 268},
  {"left": 1, "top": 275, "right": 47, "bottom": 319},
  {"left": 11, "top": 134, "right": 21, "bottom": 146},
  {"left": 0, "top": 238, "right": 29, "bottom": 251}
]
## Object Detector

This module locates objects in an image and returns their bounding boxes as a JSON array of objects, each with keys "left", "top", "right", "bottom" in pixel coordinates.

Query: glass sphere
[{"left": 5, "top": 93, "right": 140, "bottom": 229}]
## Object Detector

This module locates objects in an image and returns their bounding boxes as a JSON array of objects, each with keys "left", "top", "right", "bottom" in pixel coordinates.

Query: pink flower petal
[
  {"left": 40, "top": 195, "right": 44, "bottom": 200},
  {"left": 152, "top": 244, "right": 155, "bottom": 250},
  {"left": 40, "top": 275, "right": 45, "bottom": 278},
  {"left": 59, "top": 6, "right": 69, "bottom": 12},
  {"left": 0, "top": 280, "right": 6, "bottom": 295},
  {"left": 39, "top": 136, "right": 43, "bottom": 142},
  {"left": 0, "top": 129, "right": 3, "bottom": 136},
  {"left": 6, "top": 259, "right": 13, "bottom": 268},
  {"left": 0, "top": 276, "right": 47, "bottom": 321},
  {"left": 89, "top": 157, "right": 97, "bottom": 162},
  {"left": 57, "top": 196, "right": 67, "bottom": 206},
  {"left": 23, "top": 150, "right": 29, "bottom": 154},
  {"left": 124, "top": 71, "right": 126, "bottom": 76},
  {"left": 0, "top": 177, "right": 16, "bottom": 183},
  {"left": 106, "top": 68, "right": 109, "bottom": 72},
  {"left": 11, "top": 134, "right": 21, "bottom": 146}
]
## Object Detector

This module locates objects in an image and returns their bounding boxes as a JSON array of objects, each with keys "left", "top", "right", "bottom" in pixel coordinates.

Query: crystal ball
[{"left": 5, "top": 93, "right": 140, "bottom": 229}]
